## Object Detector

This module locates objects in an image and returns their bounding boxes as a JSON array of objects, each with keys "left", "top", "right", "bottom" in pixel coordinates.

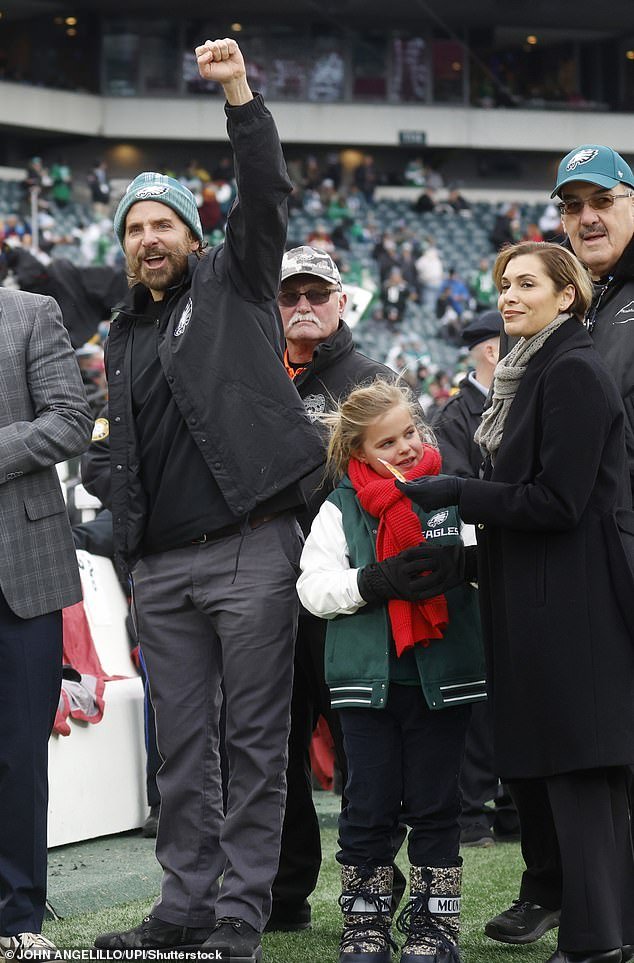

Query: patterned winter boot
[
  {"left": 396, "top": 865, "right": 463, "bottom": 963},
  {"left": 339, "top": 864, "right": 399, "bottom": 963}
]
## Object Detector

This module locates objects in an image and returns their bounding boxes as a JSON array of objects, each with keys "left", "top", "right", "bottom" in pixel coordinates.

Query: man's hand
[{"left": 195, "top": 38, "right": 253, "bottom": 106}]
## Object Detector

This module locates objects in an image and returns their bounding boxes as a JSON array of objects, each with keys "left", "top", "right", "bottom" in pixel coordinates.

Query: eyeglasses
[
  {"left": 557, "top": 192, "right": 634, "bottom": 216},
  {"left": 277, "top": 287, "right": 339, "bottom": 307}
]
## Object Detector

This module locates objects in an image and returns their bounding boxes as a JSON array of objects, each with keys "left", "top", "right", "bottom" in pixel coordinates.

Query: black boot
[
  {"left": 545, "top": 950, "right": 622, "bottom": 963},
  {"left": 484, "top": 898, "right": 560, "bottom": 944},
  {"left": 264, "top": 898, "right": 311, "bottom": 932},
  {"left": 392, "top": 864, "right": 407, "bottom": 915},
  {"left": 396, "top": 865, "right": 463, "bottom": 962},
  {"left": 339, "top": 864, "right": 398, "bottom": 963},
  {"left": 201, "top": 918, "right": 262, "bottom": 962},
  {"left": 141, "top": 805, "right": 160, "bottom": 838},
  {"left": 94, "top": 915, "right": 214, "bottom": 950}
]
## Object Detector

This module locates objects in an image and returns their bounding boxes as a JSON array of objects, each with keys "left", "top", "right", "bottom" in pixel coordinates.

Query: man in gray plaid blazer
[{"left": 0, "top": 289, "right": 92, "bottom": 959}]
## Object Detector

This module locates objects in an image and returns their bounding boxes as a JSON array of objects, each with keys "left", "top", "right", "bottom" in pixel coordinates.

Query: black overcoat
[
  {"left": 430, "top": 373, "right": 486, "bottom": 478},
  {"left": 459, "top": 316, "right": 634, "bottom": 779}
]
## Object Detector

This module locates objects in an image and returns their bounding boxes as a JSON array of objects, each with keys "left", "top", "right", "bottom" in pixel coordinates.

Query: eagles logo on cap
[
  {"left": 565, "top": 148, "right": 599, "bottom": 172},
  {"left": 134, "top": 185, "right": 170, "bottom": 200},
  {"left": 113, "top": 172, "right": 204, "bottom": 248},
  {"left": 551, "top": 144, "right": 634, "bottom": 197}
]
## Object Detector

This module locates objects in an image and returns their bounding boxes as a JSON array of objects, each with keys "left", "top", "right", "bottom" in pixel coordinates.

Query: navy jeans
[
  {"left": 0, "top": 590, "right": 62, "bottom": 935},
  {"left": 338, "top": 683, "right": 469, "bottom": 869}
]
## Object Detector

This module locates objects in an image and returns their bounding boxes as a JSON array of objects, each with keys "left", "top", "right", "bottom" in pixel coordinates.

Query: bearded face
[
  {"left": 122, "top": 200, "right": 200, "bottom": 298},
  {"left": 126, "top": 237, "right": 194, "bottom": 293}
]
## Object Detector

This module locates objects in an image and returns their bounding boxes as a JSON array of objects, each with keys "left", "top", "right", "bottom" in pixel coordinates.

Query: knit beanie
[{"left": 113, "top": 172, "right": 204, "bottom": 248}]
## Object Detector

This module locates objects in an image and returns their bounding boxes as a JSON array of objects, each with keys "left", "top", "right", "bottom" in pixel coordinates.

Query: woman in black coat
[{"left": 398, "top": 241, "right": 634, "bottom": 963}]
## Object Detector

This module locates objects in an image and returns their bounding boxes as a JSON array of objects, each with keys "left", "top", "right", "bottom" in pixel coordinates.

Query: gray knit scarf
[{"left": 474, "top": 312, "right": 571, "bottom": 464}]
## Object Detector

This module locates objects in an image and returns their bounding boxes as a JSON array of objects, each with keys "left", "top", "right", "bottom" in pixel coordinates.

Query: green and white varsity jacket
[{"left": 297, "top": 476, "right": 486, "bottom": 711}]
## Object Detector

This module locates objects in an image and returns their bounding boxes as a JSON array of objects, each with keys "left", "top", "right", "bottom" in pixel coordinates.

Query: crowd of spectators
[{"left": 0, "top": 149, "right": 563, "bottom": 432}]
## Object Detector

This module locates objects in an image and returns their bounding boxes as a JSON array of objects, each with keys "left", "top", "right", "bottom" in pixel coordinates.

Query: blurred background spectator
[
  {"left": 49, "top": 159, "right": 73, "bottom": 209},
  {"left": 87, "top": 160, "right": 111, "bottom": 215}
]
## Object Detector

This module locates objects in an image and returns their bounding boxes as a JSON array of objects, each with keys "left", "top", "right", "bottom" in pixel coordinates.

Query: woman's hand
[{"left": 396, "top": 475, "right": 465, "bottom": 511}]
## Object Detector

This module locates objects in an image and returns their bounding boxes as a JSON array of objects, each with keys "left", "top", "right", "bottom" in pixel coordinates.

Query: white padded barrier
[
  {"left": 72, "top": 482, "right": 102, "bottom": 520},
  {"left": 47, "top": 551, "right": 147, "bottom": 848}
]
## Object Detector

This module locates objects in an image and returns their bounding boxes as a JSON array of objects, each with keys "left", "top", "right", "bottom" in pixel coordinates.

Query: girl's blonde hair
[{"left": 321, "top": 377, "right": 435, "bottom": 480}]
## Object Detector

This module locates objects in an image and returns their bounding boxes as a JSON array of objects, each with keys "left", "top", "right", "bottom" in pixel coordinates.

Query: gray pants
[{"left": 131, "top": 514, "right": 302, "bottom": 931}]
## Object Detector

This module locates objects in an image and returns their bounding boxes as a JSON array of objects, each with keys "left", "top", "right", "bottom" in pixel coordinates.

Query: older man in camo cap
[{"left": 267, "top": 244, "right": 398, "bottom": 933}]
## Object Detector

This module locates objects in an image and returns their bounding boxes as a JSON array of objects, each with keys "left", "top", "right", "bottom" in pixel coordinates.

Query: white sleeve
[
  {"left": 460, "top": 521, "right": 477, "bottom": 546},
  {"left": 297, "top": 500, "right": 367, "bottom": 619}
]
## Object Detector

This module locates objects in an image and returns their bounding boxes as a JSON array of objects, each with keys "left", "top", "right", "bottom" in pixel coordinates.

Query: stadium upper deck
[{"left": 1, "top": 0, "right": 634, "bottom": 183}]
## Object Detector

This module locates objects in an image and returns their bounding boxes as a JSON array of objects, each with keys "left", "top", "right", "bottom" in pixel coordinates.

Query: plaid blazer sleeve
[
  {"left": 0, "top": 290, "right": 93, "bottom": 617},
  {"left": 0, "top": 291, "right": 93, "bottom": 480}
]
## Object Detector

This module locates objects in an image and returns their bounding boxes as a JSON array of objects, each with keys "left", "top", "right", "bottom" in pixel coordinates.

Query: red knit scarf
[{"left": 348, "top": 445, "right": 449, "bottom": 656}]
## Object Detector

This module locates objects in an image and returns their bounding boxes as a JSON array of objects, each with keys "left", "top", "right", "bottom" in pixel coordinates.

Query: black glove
[
  {"left": 407, "top": 542, "right": 467, "bottom": 599},
  {"left": 396, "top": 474, "right": 465, "bottom": 512},
  {"left": 410, "top": 544, "right": 479, "bottom": 597},
  {"left": 358, "top": 543, "right": 466, "bottom": 604}
]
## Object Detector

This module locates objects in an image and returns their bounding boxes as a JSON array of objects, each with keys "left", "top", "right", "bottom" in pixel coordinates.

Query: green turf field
[{"left": 44, "top": 797, "right": 558, "bottom": 962}]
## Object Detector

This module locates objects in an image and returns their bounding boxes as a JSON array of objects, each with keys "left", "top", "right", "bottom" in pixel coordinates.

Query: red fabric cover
[
  {"left": 54, "top": 601, "right": 117, "bottom": 736},
  {"left": 310, "top": 717, "right": 336, "bottom": 791},
  {"left": 348, "top": 445, "right": 449, "bottom": 655}
]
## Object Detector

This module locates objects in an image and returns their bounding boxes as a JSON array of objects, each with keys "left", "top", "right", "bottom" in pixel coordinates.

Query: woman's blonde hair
[
  {"left": 321, "top": 377, "right": 435, "bottom": 480},
  {"left": 492, "top": 241, "right": 593, "bottom": 319}
]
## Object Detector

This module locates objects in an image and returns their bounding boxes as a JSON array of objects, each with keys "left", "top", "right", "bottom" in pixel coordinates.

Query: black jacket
[
  {"left": 429, "top": 373, "right": 486, "bottom": 479},
  {"left": 84, "top": 95, "right": 323, "bottom": 572},
  {"left": 3, "top": 246, "right": 128, "bottom": 348},
  {"left": 585, "top": 235, "right": 634, "bottom": 494},
  {"left": 459, "top": 318, "right": 634, "bottom": 779},
  {"left": 292, "top": 320, "right": 393, "bottom": 527}
]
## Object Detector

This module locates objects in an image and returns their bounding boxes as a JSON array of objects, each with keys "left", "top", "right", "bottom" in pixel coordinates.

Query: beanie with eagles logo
[{"left": 113, "top": 172, "right": 204, "bottom": 248}]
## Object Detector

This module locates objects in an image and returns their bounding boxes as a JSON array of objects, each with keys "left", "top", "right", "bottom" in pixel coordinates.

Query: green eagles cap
[{"left": 551, "top": 145, "right": 634, "bottom": 198}]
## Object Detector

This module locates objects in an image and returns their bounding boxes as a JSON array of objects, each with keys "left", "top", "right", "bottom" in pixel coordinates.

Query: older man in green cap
[
  {"left": 484, "top": 143, "right": 634, "bottom": 963},
  {"left": 553, "top": 147, "right": 634, "bottom": 496},
  {"left": 500, "top": 145, "right": 634, "bottom": 493}
]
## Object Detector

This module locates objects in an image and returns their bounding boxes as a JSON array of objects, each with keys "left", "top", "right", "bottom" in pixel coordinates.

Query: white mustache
[{"left": 288, "top": 311, "right": 320, "bottom": 326}]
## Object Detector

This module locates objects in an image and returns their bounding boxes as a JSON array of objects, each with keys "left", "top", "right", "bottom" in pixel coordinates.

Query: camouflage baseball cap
[{"left": 281, "top": 246, "right": 342, "bottom": 286}]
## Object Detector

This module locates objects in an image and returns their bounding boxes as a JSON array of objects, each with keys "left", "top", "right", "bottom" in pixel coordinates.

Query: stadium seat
[{"left": 47, "top": 551, "right": 147, "bottom": 847}]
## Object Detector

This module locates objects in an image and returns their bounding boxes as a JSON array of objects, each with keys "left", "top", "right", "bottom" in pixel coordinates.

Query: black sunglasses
[{"left": 277, "top": 287, "right": 339, "bottom": 307}]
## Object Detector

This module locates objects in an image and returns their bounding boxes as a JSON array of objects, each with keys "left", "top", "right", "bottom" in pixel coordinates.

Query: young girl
[{"left": 297, "top": 379, "right": 485, "bottom": 963}]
